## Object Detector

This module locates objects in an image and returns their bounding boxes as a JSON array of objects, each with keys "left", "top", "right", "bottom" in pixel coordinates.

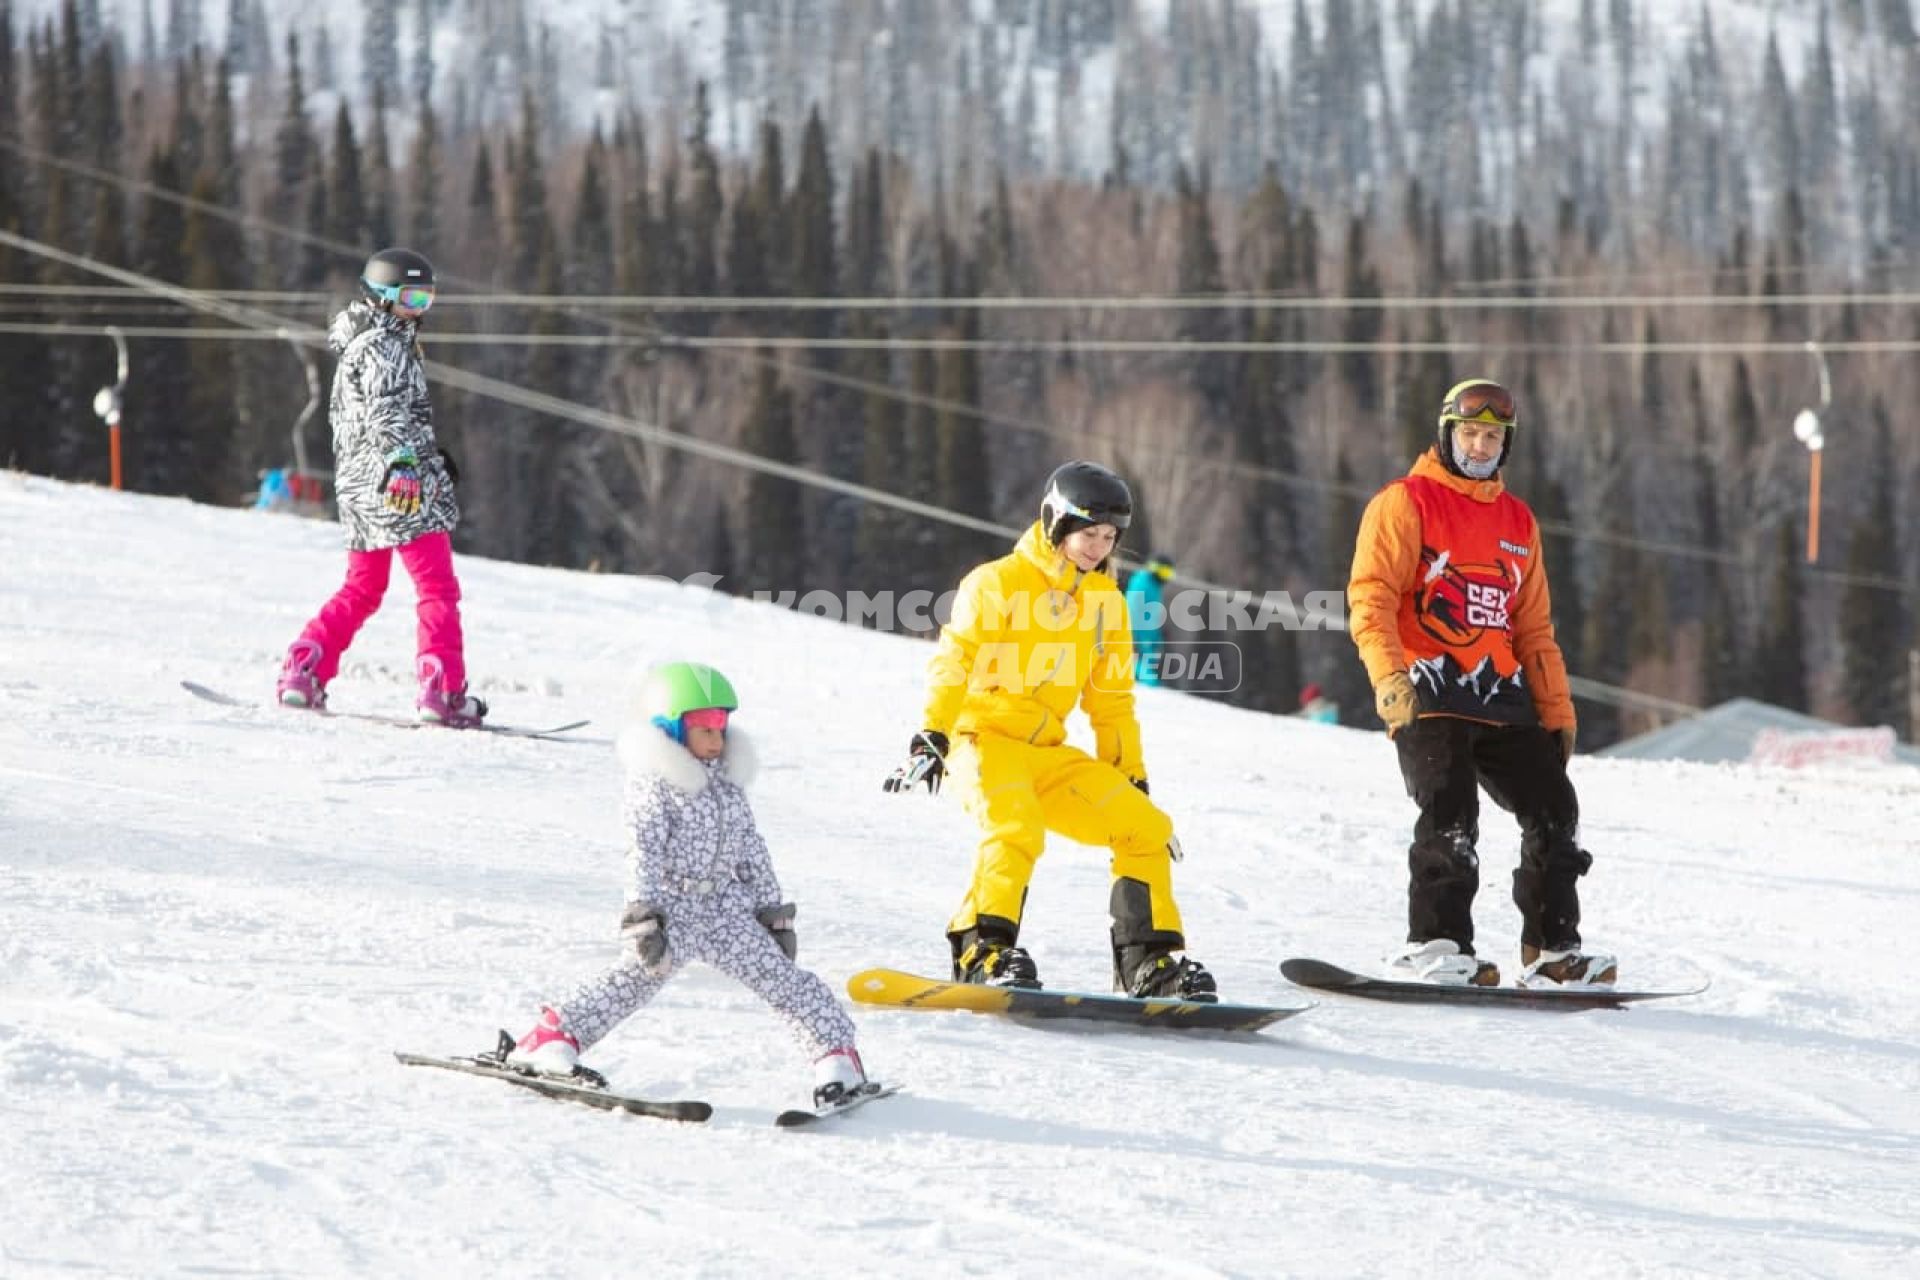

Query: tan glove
[
  {"left": 1553, "top": 724, "right": 1576, "bottom": 765},
  {"left": 1373, "top": 671, "right": 1418, "bottom": 734}
]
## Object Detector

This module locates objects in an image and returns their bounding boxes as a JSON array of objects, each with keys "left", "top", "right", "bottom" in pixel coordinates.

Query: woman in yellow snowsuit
[{"left": 884, "top": 462, "right": 1216, "bottom": 1001}]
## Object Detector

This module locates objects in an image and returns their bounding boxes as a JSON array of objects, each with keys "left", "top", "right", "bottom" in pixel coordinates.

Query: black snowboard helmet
[
  {"left": 1040, "top": 461, "right": 1133, "bottom": 546},
  {"left": 360, "top": 247, "right": 436, "bottom": 310},
  {"left": 1435, "top": 377, "right": 1517, "bottom": 476}
]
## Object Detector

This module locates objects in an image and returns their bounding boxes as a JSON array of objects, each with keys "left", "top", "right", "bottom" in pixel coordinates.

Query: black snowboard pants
[{"left": 1393, "top": 716, "right": 1592, "bottom": 955}]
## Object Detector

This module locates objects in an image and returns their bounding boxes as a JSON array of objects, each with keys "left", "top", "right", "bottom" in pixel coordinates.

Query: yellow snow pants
[{"left": 944, "top": 734, "right": 1185, "bottom": 946}]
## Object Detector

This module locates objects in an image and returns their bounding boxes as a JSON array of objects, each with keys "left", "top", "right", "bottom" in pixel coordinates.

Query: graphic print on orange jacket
[{"left": 1348, "top": 449, "right": 1574, "bottom": 730}]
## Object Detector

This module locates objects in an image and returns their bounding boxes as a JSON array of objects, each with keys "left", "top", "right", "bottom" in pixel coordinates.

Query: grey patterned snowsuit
[
  {"left": 326, "top": 300, "right": 458, "bottom": 552},
  {"left": 553, "top": 727, "right": 859, "bottom": 1062}
]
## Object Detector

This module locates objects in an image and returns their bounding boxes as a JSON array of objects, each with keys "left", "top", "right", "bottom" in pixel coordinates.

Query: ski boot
[
  {"left": 416, "top": 655, "right": 488, "bottom": 728},
  {"left": 275, "top": 638, "right": 327, "bottom": 710},
  {"left": 505, "top": 1007, "right": 582, "bottom": 1077},
  {"left": 811, "top": 1047, "right": 868, "bottom": 1109},
  {"left": 1389, "top": 938, "right": 1500, "bottom": 986}
]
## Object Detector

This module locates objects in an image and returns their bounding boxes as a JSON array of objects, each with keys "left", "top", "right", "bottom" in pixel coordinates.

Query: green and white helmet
[{"left": 643, "top": 661, "right": 739, "bottom": 741}]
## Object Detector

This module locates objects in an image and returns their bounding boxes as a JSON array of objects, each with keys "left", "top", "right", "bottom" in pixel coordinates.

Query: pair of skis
[{"left": 395, "top": 1037, "right": 898, "bottom": 1128}]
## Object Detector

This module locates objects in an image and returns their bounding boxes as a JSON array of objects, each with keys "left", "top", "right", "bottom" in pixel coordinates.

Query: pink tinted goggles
[{"left": 682, "top": 707, "right": 730, "bottom": 731}]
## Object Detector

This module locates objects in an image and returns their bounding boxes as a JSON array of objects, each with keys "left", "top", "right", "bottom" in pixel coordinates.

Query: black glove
[
  {"left": 1553, "top": 725, "right": 1577, "bottom": 765},
  {"left": 619, "top": 901, "right": 670, "bottom": 974},
  {"left": 437, "top": 446, "right": 460, "bottom": 486},
  {"left": 1131, "top": 777, "right": 1150, "bottom": 796},
  {"left": 883, "top": 730, "right": 949, "bottom": 794},
  {"left": 756, "top": 902, "right": 798, "bottom": 961}
]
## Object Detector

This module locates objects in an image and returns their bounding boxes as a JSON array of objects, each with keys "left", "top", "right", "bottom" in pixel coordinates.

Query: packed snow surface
[{"left": 2, "top": 474, "right": 1916, "bottom": 1277}]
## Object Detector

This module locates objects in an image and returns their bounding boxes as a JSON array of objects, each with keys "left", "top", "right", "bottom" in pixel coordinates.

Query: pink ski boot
[{"left": 505, "top": 1007, "right": 580, "bottom": 1077}]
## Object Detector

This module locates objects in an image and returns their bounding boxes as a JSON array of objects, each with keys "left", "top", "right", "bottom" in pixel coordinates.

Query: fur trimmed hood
[{"left": 616, "top": 723, "right": 759, "bottom": 794}]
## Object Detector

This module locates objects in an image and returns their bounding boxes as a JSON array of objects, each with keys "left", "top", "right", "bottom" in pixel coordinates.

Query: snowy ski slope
[{"left": 2, "top": 473, "right": 1916, "bottom": 1277}]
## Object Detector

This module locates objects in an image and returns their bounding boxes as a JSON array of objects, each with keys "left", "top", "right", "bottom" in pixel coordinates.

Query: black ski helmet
[
  {"left": 360, "top": 247, "right": 435, "bottom": 306},
  {"left": 1040, "top": 461, "right": 1133, "bottom": 546},
  {"left": 1435, "top": 377, "right": 1517, "bottom": 476}
]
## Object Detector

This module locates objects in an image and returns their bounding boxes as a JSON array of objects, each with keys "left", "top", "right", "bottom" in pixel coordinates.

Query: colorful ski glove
[
  {"left": 756, "top": 902, "right": 798, "bottom": 961},
  {"left": 619, "top": 901, "right": 670, "bottom": 975},
  {"left": 380, "top": 448, "right": 423, "bottom": 514},
  {"left": 1373, "top": 671, "right": 1417, "bottom": 733},
  {"left": 883, "top": 730, "right": 949, "bottom": 795},
  {"left": 1553, "top": 724, "right": 1576, "bottom": 765}
]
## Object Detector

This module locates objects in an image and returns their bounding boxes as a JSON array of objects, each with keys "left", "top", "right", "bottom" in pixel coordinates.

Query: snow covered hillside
[{"left": 3, "top": 473, "right": 1916, "bottom": 1277}]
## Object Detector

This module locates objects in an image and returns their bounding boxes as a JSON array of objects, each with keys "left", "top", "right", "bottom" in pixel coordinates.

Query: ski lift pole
[
  {"left": 283, "top": 329, "right": 322, "bottom": 479},
  {"left": 1794, "top": 341, "right": 1832, "bottom": 564},
  {"left": 92, "top": 325, "right": 129, "bottom": 490}
]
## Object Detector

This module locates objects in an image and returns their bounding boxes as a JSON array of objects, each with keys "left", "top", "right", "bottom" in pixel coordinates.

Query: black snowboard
[
  {"left": 395, "top": 1050, "right": 712, "bottom": 1122},
  {"left": 1280, "top": 958, "right": 1707, "bottom": 1010}
]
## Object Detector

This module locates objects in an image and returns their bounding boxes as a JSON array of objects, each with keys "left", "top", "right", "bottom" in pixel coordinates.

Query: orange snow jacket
[{"left": 1347, "top": 448, "right": 1574, "bottom": 731}]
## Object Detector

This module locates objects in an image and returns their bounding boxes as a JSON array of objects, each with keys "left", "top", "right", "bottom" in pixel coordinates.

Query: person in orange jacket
[
  {"left": 882, "top": 462, "right": 1217, "bottom": 1002},
  {"left": 1347, "top": 378, "right": 1616, "bottom": 989}
]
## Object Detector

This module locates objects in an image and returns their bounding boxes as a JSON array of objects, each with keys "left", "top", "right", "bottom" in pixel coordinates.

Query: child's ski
[
  {"left": 774, "top": 1082, "right": 900, "bottom": 1128},
  {"left": 181, "top": 680, "right": 591, "bottom": 741},
  {"left": 395, "top": 1044, "right": 711, "bottom": 1122}
]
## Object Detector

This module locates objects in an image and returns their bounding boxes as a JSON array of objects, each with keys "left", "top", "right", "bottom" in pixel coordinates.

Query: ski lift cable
[
  {"left": 0, "top": 311, "right": 1910, "bottom": 598},
  {"left": 4, "top": 279, "right": 1917, "bottom": 311},
  {"left": 13, "top": 320, "right": 1920, "bottom": 357}
]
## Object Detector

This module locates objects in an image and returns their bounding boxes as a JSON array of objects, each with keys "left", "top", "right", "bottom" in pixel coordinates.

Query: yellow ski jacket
[{"left": 923, "top": 521, "right": 1145, "bottom": 782}]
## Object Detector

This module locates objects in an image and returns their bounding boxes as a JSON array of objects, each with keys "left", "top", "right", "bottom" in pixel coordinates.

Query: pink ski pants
[{"left": 294, "top": 532, "right": 466, "bottom": 688}]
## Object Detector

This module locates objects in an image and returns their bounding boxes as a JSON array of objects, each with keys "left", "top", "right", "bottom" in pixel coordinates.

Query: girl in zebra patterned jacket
[
  {"left": 274, "top": 247, "right": 486, "bottom": 728},
  {"left": 506, "top": 662, "right": 870, "bottom": 1108}
]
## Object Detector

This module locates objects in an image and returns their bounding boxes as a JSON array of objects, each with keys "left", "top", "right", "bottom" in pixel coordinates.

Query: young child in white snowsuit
[{"left": 507, "top": 661, "right": 868, "bottom": 1107}]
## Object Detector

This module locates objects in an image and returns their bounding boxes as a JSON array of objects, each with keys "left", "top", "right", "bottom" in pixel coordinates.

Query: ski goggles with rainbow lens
[
  {"left": 1439, "top": 379, "right": 1516, "bottom": 427},
  {"left": 364, "top": 279, "right": 437, "bottom": 312},
  {"left": 681, "top": 707, "right": 731, "bottom": 732}
]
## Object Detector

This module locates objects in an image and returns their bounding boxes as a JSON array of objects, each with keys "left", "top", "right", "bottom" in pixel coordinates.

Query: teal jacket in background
[{"left": 1124, "top": 567, "right": 1167, "bottom": 687}]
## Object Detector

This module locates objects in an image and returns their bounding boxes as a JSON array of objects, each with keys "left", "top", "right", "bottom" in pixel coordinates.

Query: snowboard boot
[
  {"left": 275, "top": 638, "right": 327, "bottom": 710},
  {"left": 1115, "top": 943, "right": 1219, "bottom": 1002},
  {"left": 505, "top": 1007, "right": 581, "bottom": 1077},
  {"left": 1390, "top": 938, "right": 1500, "bottom": 987},
  {"left": 416, "top": 655, "right": 488, "bottom": 728},
  {"left": 955, "top": 939, "right": 1042, "bottom": 989},
  {"left": 811, "top": 1047, "right": 867, "bottom": 1109},
  {"left": 1518, "top": 943, "right": 1617, "bottom": 988}
]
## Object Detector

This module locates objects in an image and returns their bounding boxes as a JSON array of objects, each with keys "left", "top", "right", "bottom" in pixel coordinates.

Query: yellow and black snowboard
[{"left": 847, "top": 968, "right": 1309, "bottom": 1032}]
